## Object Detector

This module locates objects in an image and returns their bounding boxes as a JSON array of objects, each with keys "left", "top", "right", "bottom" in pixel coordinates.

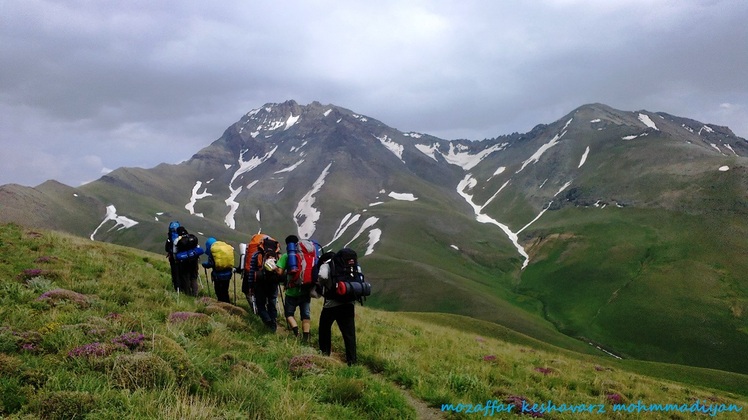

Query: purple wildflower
[
  {"left": 67, "top": 342, "right": 111, "bottom": 358},
  {"left": 534, "top": 367, "right": 554, "bottom": 375},
  {"left": 21, "top": 343, "right": 37, "bottom": 352},
  {"left": 504, "top": 395, "right": 529, "bottom": 407},
  {"left": 105, "top": 312, "right": 121, "bottom": 320},
  {"left": 86, "top": 328, "right": 107, "bottom": 336},
  {"left": 503, "top": 395, "right": 544, "bottom": 416},
  {"left": 19, "top": 268, "right": 44, "bottom": 280},
  {"left": 37, "top": 289, "right": 89, "bottom": 307},
  {"left": 289, "top": 354, "right": 328, "bottom": 376},
  {"left": 111, "top": 332, "right": 145, "bottom": 350},
  {"left": 606, "top": 393, "right": 623, "bottom": 404},
  {"left": 35, "top": 256, "right": 54, "bottom": 263},
  {"left": 483, "top": 355, "right": 497, "bottom": 362},
  {"left": 168, "top": 311, "right": 207, "bottom": 323}
]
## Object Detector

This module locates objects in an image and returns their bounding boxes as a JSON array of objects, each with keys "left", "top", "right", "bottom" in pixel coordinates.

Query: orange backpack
[{"left": 243, "top": 233, "right": 281, "bottom": 283}]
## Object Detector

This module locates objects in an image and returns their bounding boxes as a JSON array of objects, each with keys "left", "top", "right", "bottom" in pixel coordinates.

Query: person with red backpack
[
  {"left": 273, "top": 235, "right": 322, "bottom": 344},
  {"left": 242, "top": 235, "right": 283, "bottom": 332}
]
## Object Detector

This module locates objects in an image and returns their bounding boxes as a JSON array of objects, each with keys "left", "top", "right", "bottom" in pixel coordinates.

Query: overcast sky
[{"left": 2, "top": 0, "right": 747, "bottom": 187}]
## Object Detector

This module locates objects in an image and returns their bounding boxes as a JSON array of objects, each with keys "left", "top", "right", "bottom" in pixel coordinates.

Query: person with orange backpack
[{"left": 242, "top": 234, "right": 283, "bottom": 332}]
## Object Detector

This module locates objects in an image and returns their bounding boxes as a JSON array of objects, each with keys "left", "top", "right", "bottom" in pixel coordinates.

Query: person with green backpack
[{"left": 202, "top": 237, "right": 235, "bottom": 303}]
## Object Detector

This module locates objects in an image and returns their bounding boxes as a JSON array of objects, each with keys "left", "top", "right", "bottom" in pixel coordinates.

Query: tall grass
[{"left": 0, "top": 223, "right": 746, "bottom": 419}]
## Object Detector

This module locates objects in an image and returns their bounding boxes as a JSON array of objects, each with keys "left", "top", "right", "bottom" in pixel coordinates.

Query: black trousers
[
  {"left": 319, "top": 303, "right": 356, "bottom": 365},
  {"left": 175, "top": 259, "right": 199, "bottom": 296},
  {"left": 213, "top": 278, "right": 231, "bottom": 303},
  {"left": 254, "top": 282, "right": 278, "bottom": 327}
]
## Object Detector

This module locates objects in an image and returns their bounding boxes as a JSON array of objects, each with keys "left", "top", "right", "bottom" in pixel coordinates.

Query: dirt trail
[{"left": 400, "top": 387, "right": 445, "bottom": 420}]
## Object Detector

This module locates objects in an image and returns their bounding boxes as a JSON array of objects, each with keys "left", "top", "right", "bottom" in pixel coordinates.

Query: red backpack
[{"left": 287, "top": 239, "right": 323, "bottom": 288}]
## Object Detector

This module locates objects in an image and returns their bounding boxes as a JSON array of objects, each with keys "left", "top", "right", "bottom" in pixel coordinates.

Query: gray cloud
[{"left": 2, "top": 0, "right": 747, "bottom": 186}]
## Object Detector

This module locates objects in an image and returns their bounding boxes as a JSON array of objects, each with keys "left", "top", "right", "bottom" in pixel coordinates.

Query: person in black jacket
[
  {"left": 317, "top": 248, "right": 361, "bottom": 365},
  {"left": 173, "top": 226, "right": 200, "bottom": 296},
  {"left": 243, "top": 238, "right": 282, "bottom": 332}
]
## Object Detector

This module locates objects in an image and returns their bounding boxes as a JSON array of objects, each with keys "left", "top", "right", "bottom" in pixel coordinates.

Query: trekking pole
[
  {"left": 278, "top": 283, "right": 290, "bottom": 330},
  {"left": 203, "top": 267, "right": 211, "bottom": 298},
  {"left": 232, "top": 272, "right": 237, "bottom": 305}
]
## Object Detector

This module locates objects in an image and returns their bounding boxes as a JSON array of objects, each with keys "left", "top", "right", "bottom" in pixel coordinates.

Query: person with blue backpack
[
  {"left": 165, "top": 222, "right": 182, "bottom": 291},
  {"left": 165, "top": 223, "right": 204, "bottom": 296}
]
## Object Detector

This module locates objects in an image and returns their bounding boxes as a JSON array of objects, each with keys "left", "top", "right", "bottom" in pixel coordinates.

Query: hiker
[
  {"left": 165, "top": 221, "right": 181, "bottom": 291},
  {"left": 171, "top": 226, "right": 203, "bottom": 296},
  {"left": 318, "top": 248, "right": 371, "bottom": 366},
  {"left": 202, "top": 237, "right": 235, "bottom": 303},
  {"left": 243, "top": 235, "right": 283, "bottom": 332},
  {"left": 273, "top": 235, "right": 316, "bottom": 343}
]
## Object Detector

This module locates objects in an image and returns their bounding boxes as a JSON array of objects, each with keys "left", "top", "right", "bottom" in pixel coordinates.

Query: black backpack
[
  {"left": 253, "top": 237, "right": 283, "bottom": 284},
  {"left": 176, "top": 234, "right": 198, "bottom": 253},
  {"left": 324, "top": 248, "right": 372, "bottom": 304}
]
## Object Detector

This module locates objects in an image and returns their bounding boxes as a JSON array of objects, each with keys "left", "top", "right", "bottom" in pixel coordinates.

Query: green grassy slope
[
  {"left": 1, "top": 223, "right": 746, "bottom": 419},
  {"left": 520, "top": 206, "right": 748, "bottom": 374}
]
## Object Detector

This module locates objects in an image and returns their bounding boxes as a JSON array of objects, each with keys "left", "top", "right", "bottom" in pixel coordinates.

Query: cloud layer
[{"left": 2, "top": 0, "right": 747, "bottom": 187}]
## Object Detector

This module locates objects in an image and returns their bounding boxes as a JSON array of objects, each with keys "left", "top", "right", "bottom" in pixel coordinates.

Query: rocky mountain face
[{"left": 2, "top": 100, "right": 747, "bottom": 373}]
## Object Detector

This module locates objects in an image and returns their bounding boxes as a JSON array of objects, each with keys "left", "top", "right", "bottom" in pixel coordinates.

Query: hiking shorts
[{"left": 284, "top": 294, "right": 311, "bottom": 320}]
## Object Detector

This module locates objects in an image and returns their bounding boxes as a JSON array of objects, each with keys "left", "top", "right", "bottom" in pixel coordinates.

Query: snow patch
[
  {"left": 457, "top": 174, "right": 530, "bottom": 269},
  {"left": 365, "top": 228, "right": 382, "bottom": 256},
  {"left": 90, "top": 205, "right": 138, "bottom": 240},
  {"left": 719, "top": 166, "right": 730, "bottom": 172},
  {"left": 185, "top": 181, "right": 212, "bottom": 216},
  {"left": 344, "top": 216, "right": 379, "bottom": 248},
  {"left": 284, "top": 113, "right": 300, "bottom": 130},
  {"left": 388, "top": 192, "right": 417, "bottom": 201},
  {"left": 294, "top": 162, "right": 332, "bottom": 239},
  {"left": 578, "top": 146, "right": 590, "bottom": 168},
  {"left": 450, "top": 244, "right": 459, "bottom": 250},
  {"left": 724, "top": 144, "right": 739, "bottom": 156},
  {"left": 555, "top": 181, "right": 572, "bottom": 197},
  {"left": 275, "top": 159, "right": 305, "bottom": 174},
  {"left": 324, "top": 109, "right": 332, "bottom": 117},
  {"left": 376, "top": 134, "right": 405, "bottom": 162},
  {"left": 414, "top": 143, "right": 439, "bottom": 161},
  {"left": 328, "top": 213, "right": 361, "bottom": 247},
  {"left": 418, "top": 141, "right": 505, "bottom": 170},
  {"left": 231, "top": 147, "right": 278, "bottom": 187},
  {"left": 517, "top": 133, "right": 563, "bottom": 173},
  {"left": 699, "top": 125, "right": 715, "bottom": 135},
  {"left": 638, "top": 113, "right": 658, "bottom": 130}
]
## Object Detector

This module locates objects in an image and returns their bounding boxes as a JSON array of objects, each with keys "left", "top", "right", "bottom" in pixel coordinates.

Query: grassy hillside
[
  {"left": 520, "top": 204, "right": 748, "bottom": 374},
  {"left": 1, "top": 223, "right": 746, "bottom": 419}
]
